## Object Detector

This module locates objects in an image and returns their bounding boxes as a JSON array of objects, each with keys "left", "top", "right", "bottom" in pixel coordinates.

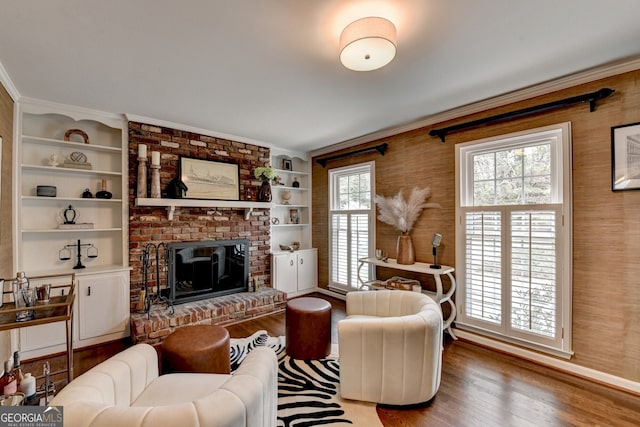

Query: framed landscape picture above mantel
[
  {"left": 611, "top": 122, "right": 640, "bottom": 191},
  {"left": 180, "top": 157, "right": 240, "bottom": 200}
]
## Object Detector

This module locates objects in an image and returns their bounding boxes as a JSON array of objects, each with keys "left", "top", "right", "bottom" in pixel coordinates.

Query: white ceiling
[{"left": 1, "top": 1, "right": 639, "bottom": 153}]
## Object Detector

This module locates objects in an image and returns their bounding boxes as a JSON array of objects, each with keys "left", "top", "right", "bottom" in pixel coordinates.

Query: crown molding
[
  {"left": 19, "top": 97, "right": 125, "bottom": 129},
  {"left": 0, "top": 60, "right": 20, "bottom": 102},
  {"left": 125, "top": 113, "right": 273, "bottom": 149},
  {"left": 310, "top": 56, "right": 640, "bottom": 158}
]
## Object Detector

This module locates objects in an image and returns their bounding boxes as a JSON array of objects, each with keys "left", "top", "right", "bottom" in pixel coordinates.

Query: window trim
[
  {"left": 328, "top": 161, "right": 376, "bottom": 291},
  {"left": 455, "top": 122, "right": 573, "bottom": 357}
]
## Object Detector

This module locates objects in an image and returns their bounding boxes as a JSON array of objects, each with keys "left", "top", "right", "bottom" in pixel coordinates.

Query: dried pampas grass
[{"left": 374, "top": 187, "right": 440, "bottom": 234}]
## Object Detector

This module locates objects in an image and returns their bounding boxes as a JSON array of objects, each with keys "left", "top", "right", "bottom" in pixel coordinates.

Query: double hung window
[
  {"left": 456, "top": 123, "right": 572, "bottom": 356},
  {"left": 328, "top": 162, "right": 375, "bottom": 291}
]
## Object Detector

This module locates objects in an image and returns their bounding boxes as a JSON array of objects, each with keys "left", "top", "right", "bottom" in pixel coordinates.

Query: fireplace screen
[{"left": 168, "top": 239, "right": 249, "bottom": 304}]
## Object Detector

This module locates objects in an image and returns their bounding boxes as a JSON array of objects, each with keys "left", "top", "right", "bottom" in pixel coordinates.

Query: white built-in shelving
[
  {"left": 13, "top": 99, "right": 131, "bottom": 359},
  {"left": 269, "top": 151, "right": 312, "bottom": 252},
  {"left": 269, "top": 150, "right": 317, "bottom": 294}
]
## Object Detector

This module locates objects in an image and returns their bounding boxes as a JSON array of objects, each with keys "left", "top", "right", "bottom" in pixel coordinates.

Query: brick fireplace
[{"left": 128, "top": 122, "right": 282, "bottom": 343}]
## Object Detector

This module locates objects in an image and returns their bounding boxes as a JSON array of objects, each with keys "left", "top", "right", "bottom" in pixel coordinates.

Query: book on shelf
[{"left": 59, "top": 161, "right": 92, "bottom": 170}]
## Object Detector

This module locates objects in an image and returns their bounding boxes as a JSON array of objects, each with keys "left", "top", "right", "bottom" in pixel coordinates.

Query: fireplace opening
[{"left": 167, "top": 239, "right": 249, "bottom": 304}]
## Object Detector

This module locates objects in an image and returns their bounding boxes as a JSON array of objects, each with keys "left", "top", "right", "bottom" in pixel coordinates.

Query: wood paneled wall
[
  {"left": 0, "top": 84, "right": 13, "bottom": 280},
  {"left": 0, "top": 83, "right": 14, "bottom": 361},
  {"left": 312, "top": 70, "right": 640, "bottom": 382}
]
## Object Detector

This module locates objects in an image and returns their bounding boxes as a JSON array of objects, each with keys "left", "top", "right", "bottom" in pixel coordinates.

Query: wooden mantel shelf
[{"left": 135, "top": 198, "right": 270, "bottom": 220}]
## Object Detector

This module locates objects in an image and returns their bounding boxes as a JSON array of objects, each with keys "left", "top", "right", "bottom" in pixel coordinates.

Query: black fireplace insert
[{"left": 167, "top": 239, "right": 249, "bottom": 304}]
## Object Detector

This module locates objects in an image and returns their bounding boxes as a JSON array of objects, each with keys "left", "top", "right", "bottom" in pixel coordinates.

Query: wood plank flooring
[
  {"left": 34, "top": 293, "right": 640, "bottom": 426},
  {"left": 227, "top": 294, "right": 640, "bottom": 427}
]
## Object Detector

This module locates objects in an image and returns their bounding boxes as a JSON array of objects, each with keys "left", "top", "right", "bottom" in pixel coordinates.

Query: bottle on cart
[
  {"left": 0, "top": 359, "right": 17, "bottom": 395},
  {"left": 12, "top": 271, "right": 29, "bottom": 292},
  {"left": 12, "top": 351, "right": 24, "bottom": 387},
  {"left": 20, "top": 373, "right": 36, "bottom": 400}
]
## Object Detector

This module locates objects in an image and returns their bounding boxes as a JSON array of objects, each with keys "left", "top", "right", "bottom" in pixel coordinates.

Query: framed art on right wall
[{"left": 611, "top": 122, "right": 640, "bottom": 191}]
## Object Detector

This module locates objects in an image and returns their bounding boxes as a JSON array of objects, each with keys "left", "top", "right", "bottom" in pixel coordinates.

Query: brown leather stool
[
  {"left": 286, "top": 297, "right": 332, "bottom": 359},
  {"left": 161, "top": 325, "right": 230, "bottom": 374}
]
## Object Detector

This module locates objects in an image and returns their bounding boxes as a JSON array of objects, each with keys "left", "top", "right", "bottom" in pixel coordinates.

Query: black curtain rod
[
  {"left": 316, "top": 143, "right": 388, "bottom": 167},
  {"left": 429, "top": 87, "right": 615, "bottom": 142}
]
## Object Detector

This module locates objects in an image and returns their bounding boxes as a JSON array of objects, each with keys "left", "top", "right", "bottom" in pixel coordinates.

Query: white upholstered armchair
[
  {"left": 338, "top": 290, "right": 443, "bottom": 405},
  {"left": 50, "top": 343, "right": 278, "bottom": 427}
]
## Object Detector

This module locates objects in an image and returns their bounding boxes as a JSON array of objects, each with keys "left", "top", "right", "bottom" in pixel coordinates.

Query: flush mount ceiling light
[{"left": 339, "top": 16, "right": 397, "bottom": 72}]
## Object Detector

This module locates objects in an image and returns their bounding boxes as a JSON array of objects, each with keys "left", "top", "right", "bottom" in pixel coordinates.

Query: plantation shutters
[
  {"left": 331, "top": 214, "right": 349, "bottom": 286},
  {"left": 456, "top": 123, "right": 572, "bottom": 356},
  {"left": 464, "top": 210, "right": 502, "bottom": 324},
  {"left": 510, "top": 209, "right": 558, "bottom": 338}
]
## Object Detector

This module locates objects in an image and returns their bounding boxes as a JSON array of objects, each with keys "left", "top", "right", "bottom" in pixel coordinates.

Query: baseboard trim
[
  {"left": 316, "top": 287, "right": 346, "bottom": 301},
  {"left": 455, "top": 329, "right": 640, "bottom": 397}
]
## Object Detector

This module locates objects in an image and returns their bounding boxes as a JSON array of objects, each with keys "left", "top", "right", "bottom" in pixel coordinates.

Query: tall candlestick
[
  {"left": 138, "top": 144, "right": 147, "bottom": 158},
  {"left": 151, "top": 151, "right": 160, "bottom": 166},
  {"left": 137, "top": 156, "right": 148, "bottom": 199},
  {"left": 150, "top": 164, "right": 161, "bottom": 198}
]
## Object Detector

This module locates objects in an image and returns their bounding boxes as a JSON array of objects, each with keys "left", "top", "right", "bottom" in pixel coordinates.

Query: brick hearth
[{"left": 131, "top": 288, "right": 287, "bottom": 345}]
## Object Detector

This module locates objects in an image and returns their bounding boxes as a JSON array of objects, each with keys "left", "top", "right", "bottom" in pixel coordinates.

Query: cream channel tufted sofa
[
  {"left": 50, "top": 343, "right": 278, "bottom": 427},
  {"left": 338, "top": 290, "right": 443, "bottom": 405}
]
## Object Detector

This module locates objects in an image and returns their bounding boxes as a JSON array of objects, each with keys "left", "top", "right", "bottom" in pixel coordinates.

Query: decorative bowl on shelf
[{"left": 279, "top": 242, "right": 301, "bottom": 252}]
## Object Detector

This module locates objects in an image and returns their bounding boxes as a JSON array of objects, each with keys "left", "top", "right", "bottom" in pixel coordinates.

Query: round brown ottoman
[
  {"left": 286, "top": 297, "right": 332, "bottom": 360},
  {"left": 161, "top": 325, "right": 230, "bottom": 374}
]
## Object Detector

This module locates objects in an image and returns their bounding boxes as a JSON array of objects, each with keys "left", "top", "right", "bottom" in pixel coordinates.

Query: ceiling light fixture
[{"left": 339, "top": 17, "right": 397, "bottom": 72}]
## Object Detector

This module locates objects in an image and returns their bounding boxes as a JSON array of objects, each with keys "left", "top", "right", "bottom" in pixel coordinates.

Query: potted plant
[
  {"left": 254, "top": 166, "right": 279, "bottom": 202},
  {"left": 374, "top": 187, "right": 440, "bottom": 264}
]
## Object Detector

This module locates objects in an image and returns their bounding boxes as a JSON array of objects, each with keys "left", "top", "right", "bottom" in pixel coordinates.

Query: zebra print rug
[{"left": 230, "top": 330, "right": 382, "bottom": 427}]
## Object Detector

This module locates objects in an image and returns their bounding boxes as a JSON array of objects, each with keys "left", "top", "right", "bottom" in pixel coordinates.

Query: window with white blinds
[
  {"left": 329, "top": 163, "right": 374, "bottom": 291},
  {"left": 456, "top": 123, "right": 572, "bottom": 356}
]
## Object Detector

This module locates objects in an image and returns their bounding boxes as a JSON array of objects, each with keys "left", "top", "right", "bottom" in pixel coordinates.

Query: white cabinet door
[
  {"left": 273, "top": 253, "right": 297, "bottom": 295},
  {"left": 77, "top": 272, "right": 129, "bottom": 341},
  {"left": 296, "top": 249, "right": 317, "bottom": 291},
  {"left": 273, "top": 250, "right": 317, "bottom": 295}
]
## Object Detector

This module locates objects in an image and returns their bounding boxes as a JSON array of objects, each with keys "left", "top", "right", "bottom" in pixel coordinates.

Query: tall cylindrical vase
[
  {"left": 396, "top": 234, "right": 415, "bottom": 265},
  {"left": 257, "top": 181, "right": 272, "bottom": 202}
]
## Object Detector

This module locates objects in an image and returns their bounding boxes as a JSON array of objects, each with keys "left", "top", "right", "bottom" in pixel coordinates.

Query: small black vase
[{"left": 257, "top": 181, "right": 272, "bottom": 202}]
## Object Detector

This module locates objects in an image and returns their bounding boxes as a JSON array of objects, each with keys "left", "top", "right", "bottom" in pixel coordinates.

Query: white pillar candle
[
  {"left": 151, "top": 151, "right": 160, "bottom": 166},
  {"left": 138, "top": 144, "right": 147, "bottom": 158}
]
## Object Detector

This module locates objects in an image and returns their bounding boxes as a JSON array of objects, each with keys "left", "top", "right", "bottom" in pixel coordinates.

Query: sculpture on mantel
[{"left": 374, "top": 187, "right": 440, "bottom": 265}]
